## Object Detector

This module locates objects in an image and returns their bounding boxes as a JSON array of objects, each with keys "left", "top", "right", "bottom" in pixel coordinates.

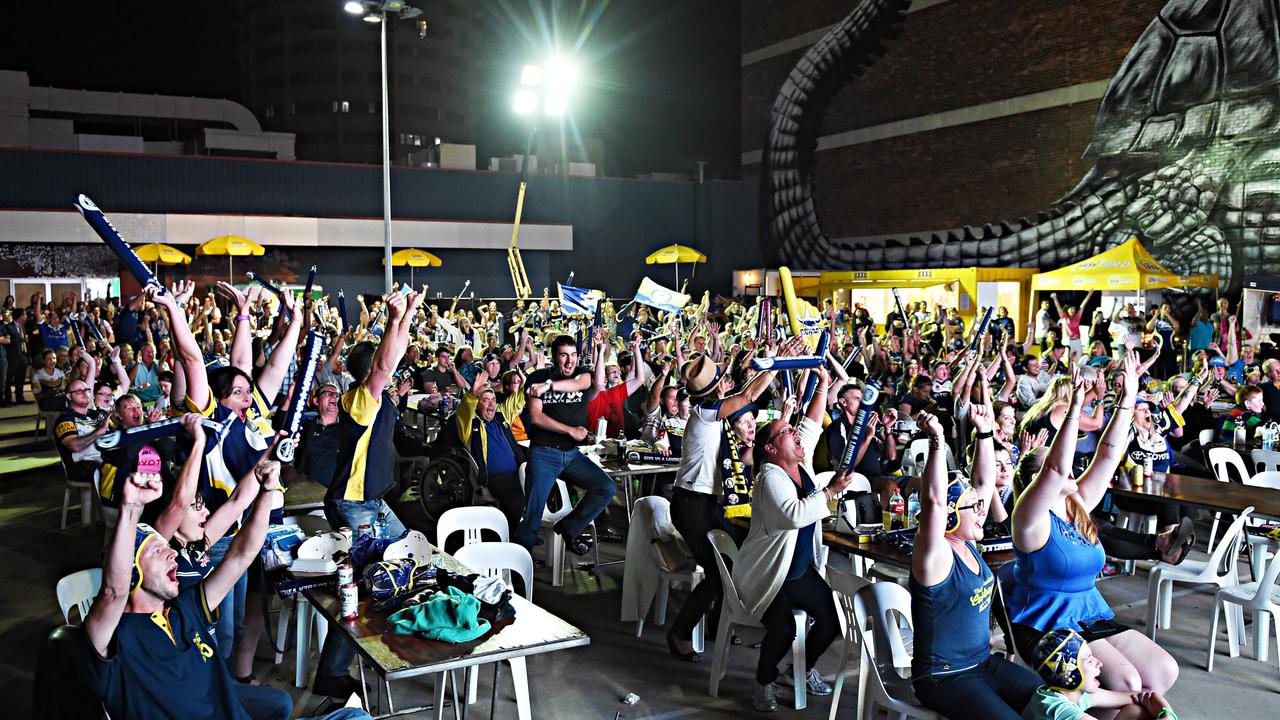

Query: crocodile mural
[{"left": 765, "top": 0, "right": 1280, "bottom": 294}]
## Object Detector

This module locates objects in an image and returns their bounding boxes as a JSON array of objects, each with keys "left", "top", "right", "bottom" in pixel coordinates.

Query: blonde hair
[
  {"left": 1012, "top": 447, "right": 1098, "bottom": 544},
  {"left": 1020, "top": 376, "right": 1073, "bottom": 434}
]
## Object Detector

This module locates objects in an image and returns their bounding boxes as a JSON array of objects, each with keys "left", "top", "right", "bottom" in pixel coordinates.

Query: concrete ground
[{"left": 2, "top": 399, "right": 1278, "bottom": 718}]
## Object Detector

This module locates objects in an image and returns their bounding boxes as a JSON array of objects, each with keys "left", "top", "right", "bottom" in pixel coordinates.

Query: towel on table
[{"left": 386, "top": 585, "right": 491, "bottom": 643}]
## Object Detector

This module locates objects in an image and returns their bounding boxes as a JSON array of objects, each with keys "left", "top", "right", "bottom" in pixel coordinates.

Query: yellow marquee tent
[{"left": 1030, "top": 237, "right": 1217, "bottom": 292}]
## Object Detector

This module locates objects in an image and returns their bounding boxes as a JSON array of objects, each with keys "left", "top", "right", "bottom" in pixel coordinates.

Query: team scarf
[{"left": 719, "top": 405, "right": 755, "bottom": 518}]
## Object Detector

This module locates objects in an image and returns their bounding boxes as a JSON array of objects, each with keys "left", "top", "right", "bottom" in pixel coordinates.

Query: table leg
[
  {"left": 508, "top": 657, "right": 531, "bottom": 720},
  {"left": 294, "top": 597, "right": 311, "bottom": 688},
  {"left": 624, "top": 474, "right": 634, "bottom": 519},
  {"left": 358, "top": 658, "right": 372, "bottom": 714},
  {"left": 432, "top": 672, "right": 448, "bottom": 720}
]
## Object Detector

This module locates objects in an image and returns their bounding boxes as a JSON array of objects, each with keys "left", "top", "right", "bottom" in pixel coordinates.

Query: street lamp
[
  {"left": 344, "top": 0, "right": 423, "bottom": 293},
  {"left": 506, "top": 58, "right": 576, "bottom": 299}
]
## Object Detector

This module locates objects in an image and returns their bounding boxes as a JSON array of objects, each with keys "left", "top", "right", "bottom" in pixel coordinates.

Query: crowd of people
[{"left": 17, "top": 279, "right": 1266, "bottom": 718}]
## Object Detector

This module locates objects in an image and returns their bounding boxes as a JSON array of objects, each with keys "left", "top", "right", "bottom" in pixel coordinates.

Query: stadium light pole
[
  {"left": 508, "top": 59, "right": 574, "bottom": 299},
  {"left": 344, "top": 0, "right": 422, "bottom": 293}
]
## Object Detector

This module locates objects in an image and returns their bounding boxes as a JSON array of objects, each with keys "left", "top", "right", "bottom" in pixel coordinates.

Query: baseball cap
[
  {"left": 1209, "top": 355, "right": 1227, "bottom": 367},
  {"left": 1086, "top": 356, "right": 1111, "bottom": 368}
]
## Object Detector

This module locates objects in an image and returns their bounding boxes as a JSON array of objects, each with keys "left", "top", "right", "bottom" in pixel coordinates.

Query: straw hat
[{"left": 681, "top": 355, "right": 722, "bottom": 399}]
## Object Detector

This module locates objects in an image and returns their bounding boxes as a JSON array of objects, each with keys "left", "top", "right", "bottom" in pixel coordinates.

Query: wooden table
[
  {"left": 303, "top": 556, "right": 589, "bottom": 719},
  {"left": 1109, "top": 472, "right": 1280, "bottom": 519},
  {"left": 822, "top": 527, "right": 1015, "bottom": 570},
  {"left": 283, "top": 477, "right": 327, "bottom": 514}
]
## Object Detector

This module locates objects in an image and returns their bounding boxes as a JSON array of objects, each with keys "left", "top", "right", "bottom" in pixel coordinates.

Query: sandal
[
  {"left": 235, "top": 673, "right": 260, "bottom": 685},
  {"left": 1161, "top": 518, "right": 1196, "bottom": 565},
  {"left": 666, "top": 631, "right": 701, "bottom": 663}
]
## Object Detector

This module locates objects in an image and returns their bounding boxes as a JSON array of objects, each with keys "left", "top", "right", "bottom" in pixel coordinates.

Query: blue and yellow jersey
[{"left": 327, "top": 384, "right": 400, "bottom": 503}]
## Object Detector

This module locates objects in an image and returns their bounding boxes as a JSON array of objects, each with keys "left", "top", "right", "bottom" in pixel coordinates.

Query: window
[
  {"left": 265, "top": 105, "right": 275, "bottom": 118},
  {"left": 333, "top": 100, "right": 350, "bottom": 113}
]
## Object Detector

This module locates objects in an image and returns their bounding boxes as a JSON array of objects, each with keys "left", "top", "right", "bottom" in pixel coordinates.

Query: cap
[
  {"left": 1086, "top": 355, "right": 1111, "bottom": 368},
  {"left": 1032, "top": 628, "right": 1087, "bottom": 692},
  {"left": 482, "top": 353, "right": 501, "bottom": 365},
  {"left": 1209, "top": 355, "right": 1227, "bottom": 367},
  {"left": 681, "top": 356, "right": 722, "bottom": 399},
  {"left": 137, "top": 445, "right": 162, "bottom": 475},
  {"left": 130, "top": 523, "right": 164, "bottom": 594}
]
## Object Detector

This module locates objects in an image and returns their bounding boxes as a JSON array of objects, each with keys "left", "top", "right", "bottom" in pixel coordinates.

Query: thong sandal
[{"left": 1162, "top": 518, "right": 1196, "bottom": 565}]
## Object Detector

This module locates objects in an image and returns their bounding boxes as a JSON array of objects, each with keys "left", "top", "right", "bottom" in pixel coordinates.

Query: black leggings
[
  {"left": 913, "top": 655, "right": 1041, "bottom": 720},
  {"left": 755, "top": 565, "right": 840, "bottom": 685},
  {"left": 1111, "top": 495, "right": 1183, "bottom": 529},
  {"left": 485, "top": 471, "right": 526, "bottom": 538},
  {"left": 669, "top": 489, "right": 746, "bottom": 640},
  {"left": 1096, "top": 519, "right": 1159, "bottom": 560}
]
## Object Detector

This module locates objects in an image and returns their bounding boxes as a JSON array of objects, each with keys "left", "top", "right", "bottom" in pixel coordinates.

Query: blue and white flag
[
  {"left": 634, "top": 277, "right": 690, "bottom": 314},
  {"left": 558, "top": 283, "right": 605, "bottom": 316}
]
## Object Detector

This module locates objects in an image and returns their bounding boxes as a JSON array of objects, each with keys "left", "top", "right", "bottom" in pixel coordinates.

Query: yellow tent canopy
[
  {"left": 133, "top": 243, "right": 192, "bottom": 265},
  {"left": 1030, "top": 237, "right": 1218, "bottom": 291},
  {"left": 197, "top": 235, "right": 265, "bottom": 279},
  {"left": 383, "top": 248, "right": 442, "bottom": 286}
]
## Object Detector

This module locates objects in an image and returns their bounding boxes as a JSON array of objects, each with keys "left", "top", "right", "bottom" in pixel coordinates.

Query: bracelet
[
  {"left": 1156, "top": 709, "right": 1176, "bottom": 720},
  {"left": 235, "top": 314, "right": 250, "bottom": 322},
  {"left": 1117, "top": 405, "right": 1134, "bottom": 411},
  {"left": 974, "top": 430, "right": 994, "bottom": 440}
]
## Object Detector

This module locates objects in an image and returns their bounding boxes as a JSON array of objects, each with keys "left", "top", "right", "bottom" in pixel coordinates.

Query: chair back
[
  {"left": 849, "top": 471, "right": 872, "bottom": 493},
  {"left": 813, "top": 471, "right": 836, "bottom": 489},
  {"left": 1205, "top": 506, "right": 1255, "bottom": 582},
  {"left": 436, "top": 505, "right": 509, "bottom": 549},
  {"left": 706, "top": 529, "right": 750, "bottom": 619},
  {"left": 1199, "top": 428, "right": 1216, "bottom": 447},
  {"left": 903, "top": 438, "right": 931, "bottom": 475},
  {"left": 993, "top": 564, "right": 1024, "bottom": 663},
  {"left": 455, "top": 541, "right": 535, "bottom": 601},
  {"left": 826, "top": 556, "right": 871, "bottom": 642},
  {"left": 1208, "top": 447, "right": 1251, "bottom": 484},
  {"left": 1251, "top": 448, "right": 1280, "bottom": 474},
  {"left": 56, "top": 568, "right": 101, "bottom": 625},
  {"left": 855, "top": 581, "right": 915, "bottom": 678},
  {"left": 1246, "top": 470, "right": 1280, "bottom": 490},
  {"left": 1249, "top": 539, "right": 1280, "bottom": 610}
]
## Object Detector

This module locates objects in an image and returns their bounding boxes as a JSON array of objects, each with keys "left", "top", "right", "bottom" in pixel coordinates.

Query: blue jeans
[
  {"left": 316, "top": 498, "right": 407, "bottom": 680},
  {"left": 207, "top": 535, "right": 249, "bottom": 664},
  {"left": 514, "top": 445, "right": 616, "bottom": 549},
  {"left": 235, "top": 682, "right": 292, "bottom": 720},
  {"left": 305, "top": 710, "right": 372, "bottom": 720},
  {"left": 323, "top": 498, "right": 407, "bottom": 540}
]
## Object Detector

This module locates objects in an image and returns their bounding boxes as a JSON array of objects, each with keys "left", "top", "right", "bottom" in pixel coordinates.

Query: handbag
[{"left": 260, "top": 524, "right": 306, "bottom": 572}]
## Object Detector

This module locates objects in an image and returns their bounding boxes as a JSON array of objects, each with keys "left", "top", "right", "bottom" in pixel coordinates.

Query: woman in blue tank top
[
  {"left": 910, "top": 407, "right": 1039, "bottom": 720},
  {"left": 1007, "top": 355, "right": 1179, "bottom": 698}
]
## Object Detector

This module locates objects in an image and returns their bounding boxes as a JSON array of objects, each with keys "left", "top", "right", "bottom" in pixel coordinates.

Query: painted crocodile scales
[{"left": 765, "top": 0, "right": 1280, "bottom": 292}]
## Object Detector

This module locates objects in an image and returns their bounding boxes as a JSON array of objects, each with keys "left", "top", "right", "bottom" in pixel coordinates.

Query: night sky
[{"left": 0, "top": 0, "right": 742, "bottom": 179}]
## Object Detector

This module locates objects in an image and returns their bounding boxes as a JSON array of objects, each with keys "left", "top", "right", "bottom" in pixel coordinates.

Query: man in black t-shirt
[{"left": 514, "top": 335, "right": 617, "bottom": 554}]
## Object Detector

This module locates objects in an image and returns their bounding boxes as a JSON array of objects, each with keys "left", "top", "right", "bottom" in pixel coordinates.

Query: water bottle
[
  {"left": 906, "top": 491, "right": 921, "bottom": 529},
  {"left": 375, "top": 511, "right": 388, "bottom": 539}
]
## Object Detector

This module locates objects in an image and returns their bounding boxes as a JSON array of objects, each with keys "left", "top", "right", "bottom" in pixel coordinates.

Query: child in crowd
[{"left": 1024, "top": 628, "right": 1177, "bottom": 720}]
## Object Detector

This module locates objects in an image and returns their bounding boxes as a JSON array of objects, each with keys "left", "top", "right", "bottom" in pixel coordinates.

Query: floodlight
[
  {"left": 513, "top": 88, "right": 538, "bottom": 115},
  {"left": 521, "top": 65, "right": 544, "bottom": 87},
  {"left": 363, "top": 13, "right": 382, "bottom": 22},
  {"left": 545, "top": 57, "right": 577, "bottom": 91},
  {"left": 544, "top": 93, "right": 568, "bottom": 117},
  {"left": 343, "top": 1, "right": 365, "bottom": 14}
]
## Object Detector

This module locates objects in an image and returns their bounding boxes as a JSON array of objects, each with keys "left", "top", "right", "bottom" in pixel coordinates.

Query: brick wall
[{"left": 741, "top": 0, "right": 1171, "bottom": 237}]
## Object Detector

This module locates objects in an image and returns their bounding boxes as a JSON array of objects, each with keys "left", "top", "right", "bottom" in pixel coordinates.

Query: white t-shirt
[{"left": 674, "top": 403, "right": 723, "bottom": 495}]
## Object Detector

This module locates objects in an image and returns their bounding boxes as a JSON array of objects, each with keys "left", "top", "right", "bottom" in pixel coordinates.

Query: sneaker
[
  {"left": 752, "top": 682, "right": 779, "bottom": 712},
  {"left": 552, "top": 522, "right": 593, "bottom": 556},
  {"left": 782, "top": 665, "right": 832, "bottom": 696}
]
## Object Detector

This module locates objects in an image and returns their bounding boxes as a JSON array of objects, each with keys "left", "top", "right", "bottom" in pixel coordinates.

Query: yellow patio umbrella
[
  {"left": 133, "top": 243, "right": 192, "bottom": 278},
  {"left": 646, "top": 243, "right": 706, "bottom": 286},
  {"left": 197, "top": 235, "right": 265, "bottom": 280},
  {"left": 383, "top": 248, "right": 443, "bottom": 286}
]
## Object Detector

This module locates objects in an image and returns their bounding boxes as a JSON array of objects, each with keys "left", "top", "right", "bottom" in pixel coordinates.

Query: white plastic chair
[
  {"left": 1147, "top": 506, "right": 1254, "bottom": 640},
  {"left": 435, "top": 505, "right": 509, "bottom": 550},
  {"left": 1206, "top": 447, "right": 1252, "bottom": 553},
  {"left": 902, "top": 438, "right": 957, "bottom": 475},
  {"left": 453, "top": 542, "right": 534, "bottom": 716},
  {"left": 628, "top": 497, "right": 705, "bottom": 653},
  {"left": 56, "top": 568, "right": 101, "bottom": 625},
  {"left": 826, "top": 556, "right": 871, "bottom": 720},
  {"left": 455, "top": 541, "right": 534, "bottom": 601},
  {"left": 1240, "top": 472, "right": 1280, "bottom": 580},
  {"left": 518, "top": 465, "right": 600, "bottom": 588},
  {"left": 855, "top": 581, "right": 939, "bottom": 719},
  {"left": 1250, "top": 449, "right": 1280, "bottom": 475},
  {"left": 59, "top": 458, "right": 98, "bottom": 529},
  {"left": 1207, "top": 535, "right": 1280, "bottom": 671},
  {"left": 706, "top": 529, "right": 809, "bottom": 709}
]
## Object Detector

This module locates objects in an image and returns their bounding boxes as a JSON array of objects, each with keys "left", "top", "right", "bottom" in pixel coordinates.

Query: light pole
[
  {"left": 507, "top": 59, "right": 574, "bottom": 299},
  {"left": 344, "top": 0, "right": 422, "bottom": 293}
]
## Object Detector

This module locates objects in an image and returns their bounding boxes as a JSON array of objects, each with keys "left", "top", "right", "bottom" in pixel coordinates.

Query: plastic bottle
[
  {"left": 888, "top": 487, "right": 906, "bottom": 531},
  {"left": 375, "top": 511, "right": 388, "bottom": 539},
  {"left": 1143, "top": 456, "right": 1154, "bottom": 485},
  {"left": 906, "top": 491, "right": 921, "bottom": 529}
]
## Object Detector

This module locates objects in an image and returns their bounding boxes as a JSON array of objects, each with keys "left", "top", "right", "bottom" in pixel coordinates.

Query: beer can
[
  {"left": 1132, "top": 465, "right": 1144, "bottom": 487},
  {"left": 339, "top": 583, "right": 359, "bottom": 620},
  {"left": 357, "top": 523, "right": 373, "bottom": 538},
  {"left": 337, "top": 562, "right": 354, "bottom": 587},
  {"left": 338, "top": 527, "right": 353, "bottom": 544}
]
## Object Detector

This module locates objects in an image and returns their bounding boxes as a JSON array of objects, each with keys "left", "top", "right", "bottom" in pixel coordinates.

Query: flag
[
  {"left": 634, "top": 277, "right": 690, "bottom": 314},
  {"left": 779, "top": 266, "right": 827, "bottom": 351},
  {"left": 558, "top": 283, "right": 605, "bottom": 316}
]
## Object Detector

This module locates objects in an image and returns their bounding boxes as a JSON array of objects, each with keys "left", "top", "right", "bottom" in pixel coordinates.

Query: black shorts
[{"left": 1011, "top": 618, "right": 1128, "bottom": 661}]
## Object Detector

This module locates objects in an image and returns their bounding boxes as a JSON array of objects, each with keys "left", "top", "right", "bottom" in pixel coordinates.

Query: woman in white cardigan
[{"left": 732, "top": 368, "right": 854, "bottom": 712}]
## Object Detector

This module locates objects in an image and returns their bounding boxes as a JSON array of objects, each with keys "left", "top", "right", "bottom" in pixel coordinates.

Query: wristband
[
  {"left": 975, "top": 430, "right": 994, "bottom": 440},
  {"left": 1156, "top": 709, "right": 1176, "bottom": 720},
  {"left": 235, "top": 314, "right": 250, "bottom": 322}
]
